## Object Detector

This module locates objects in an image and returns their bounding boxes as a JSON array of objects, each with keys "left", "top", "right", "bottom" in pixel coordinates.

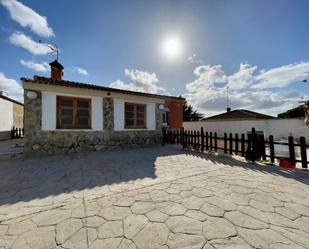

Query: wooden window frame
[
  {"left": 57, "top": 96, "right": 92, "bottom": 129},
  {"left": 124, "top": 102, "right": 147, "bottom": 129}
]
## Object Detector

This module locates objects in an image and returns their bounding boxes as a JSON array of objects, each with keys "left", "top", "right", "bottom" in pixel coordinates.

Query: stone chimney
[{"left": 49, "top": 60, "right": 64, "bottom": 80}]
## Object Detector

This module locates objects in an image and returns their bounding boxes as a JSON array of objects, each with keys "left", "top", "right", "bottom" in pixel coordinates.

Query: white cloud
[
  {"left": 1, "top": 0, "right": 54, "bottom": 37},
  {"left": 253, "top": 62, "right": 309, "bottom": 89},
  {"left": 185, "top": 63, "right": 306, "bottom": 117},
  {"left": 188, "top": 54, "right": 204, "bottom": 64},
  {"left": 20, "top": 60, "right": 49, "bottom": 72},
  {"left": 124, "top": 69, "right": 159, "bottom": 86},
  {"left": 73, "top": 67, "right": 89, "bottom": 76},
  {"left": 0, "top": 72, "right": 23, "bottom": 102},
  {"left": 227, "top": 63, "right": 257, "bottom": 90},
  {"left": 9, "top": 32, "right": 52, "bottom": 55},
  {"left": 186, "top": 65, "right": 226, "bottom": 93},
  {"left": 110, "top": 69, "right": 169, "bottom": 95}
]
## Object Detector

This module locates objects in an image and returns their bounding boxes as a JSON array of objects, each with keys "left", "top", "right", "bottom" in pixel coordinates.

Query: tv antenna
[
  {"left": 38, "top": 40, "right": 59, "bottom": 60},
  {"left": 226, "top": 86, "right": 231, "bottom": 112}
]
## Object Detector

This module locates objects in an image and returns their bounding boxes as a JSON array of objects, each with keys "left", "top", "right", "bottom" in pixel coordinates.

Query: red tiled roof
[{"left": 21, "top": 76, "right": 184, "bottom": 101}]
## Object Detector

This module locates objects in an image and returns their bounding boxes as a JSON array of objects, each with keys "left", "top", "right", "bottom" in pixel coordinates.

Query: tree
[
  {"left": 277, "top": 105, "right": 304, "bottom": 118},
  {"left": 182, "top": 98, "right": 204, "bottom": 121}
]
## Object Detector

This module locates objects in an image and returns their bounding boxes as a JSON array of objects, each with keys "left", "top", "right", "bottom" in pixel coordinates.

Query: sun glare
[{"left": 162, "top": 36, "right": 182, "bottom": 60}]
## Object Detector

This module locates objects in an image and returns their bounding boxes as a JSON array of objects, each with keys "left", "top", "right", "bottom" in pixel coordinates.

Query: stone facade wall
[
  {"left": 103, "top": 97, "right": 114, "bottom": 131},
  {"left": 13, "top": 103, "right": 24, "bottom": 128},
  {"left": 24, "top": 89, "right": 164, "bottom": 155}
]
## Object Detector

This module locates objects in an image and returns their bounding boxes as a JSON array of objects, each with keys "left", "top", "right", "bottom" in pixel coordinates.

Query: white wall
[
  {"left": 42, "top": 91, "right": 103, "bottom": 131},
  {"left": 184, "top": 119, "right": 309, "bottom": 141},
  {"left": 114, "top": 98, "right": 156, "bottom": 131},
  {"left": 0, "top": 98, "right": 13, "bottom": 140},
  {"left": 41, "top": 91, "right": 157, "bottom": 131},
  {"left": 0, "top": 98, "right": 13, "bottom": 130}
]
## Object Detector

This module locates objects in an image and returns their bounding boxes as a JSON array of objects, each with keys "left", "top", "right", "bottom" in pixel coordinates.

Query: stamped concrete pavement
[{"left": 1, "top": 145, "right": 309, "bottom": 249}]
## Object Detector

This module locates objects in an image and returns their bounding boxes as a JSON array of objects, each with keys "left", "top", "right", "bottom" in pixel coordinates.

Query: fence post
[
  {"left": 300, "top": 136, "right": 307, "bottom": 169},
  {"left": 251, "top": 128, "right": 256, "bottom": 151},
  {"left": 205, "top": 132, "right": 209, "bottom": 150},
  {"left": 193, "top": 131, "right": 196, "bottom": 148},
  {"left": 175, "top": 130, "right": 177, "bottom": 144},
  {"left": 201, "top": 128, "right": 204, "bottom": 152},
  {"left": 210, "top": 132, "right": 213, "bottom": 150},
  {"left": 197, "top": 130, "right": 200, "bottom": 150},
  {"left": 11, "top": 126, "right": 14, "bottom": 139},
  {"left": 269, "top": 135, "right": 275, "bottom": 163},
  {"left": 262, "top": 135, "right": 266, "bottom": 161},
  {"left": 182, "top": 128, "right": 185, "bottom": 148},
  {"left": 173, "top": 130, "right": 176, "bottom": 144},
  {"left": 235, "top": 134, "right": 239, "bottom": 155},
  {"left": 241, "top": 134, "right": 245, "bottom": 157},
  {"left": 162, "top": 128, "right": 166, "bottom": 145},
  {"left": 288, "top": 136, "right": 296, "bottom": 165},
  {"left": 186, "top": 130, "right": 188, "bottom": 148},
  {"left": 224, "top": 133, "right": 227, "bottom": 154},
  {"left": 214, "top": 132, "right": 218, "bottom": 152},
  {"left": 229, "top": 133, "right": 233, "bottom": 154},
  {"left": 190, "top": 131, "right": 193, "bottom": 147}
]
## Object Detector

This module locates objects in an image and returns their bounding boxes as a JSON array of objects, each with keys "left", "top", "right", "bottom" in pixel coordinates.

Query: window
[
  {"left": 125, "top": 102, "right": 146, "bottom": 129},
  {"left": 57, "top": 96, "right": 91, "bottom": 129},
  {"left": 163, "top": 111, "right": 169, "bottom": 124}
]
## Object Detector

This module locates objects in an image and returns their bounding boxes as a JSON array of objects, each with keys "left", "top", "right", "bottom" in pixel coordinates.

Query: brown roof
[
  {"left": 21, "top": 76, "right": 184, "bottom": 101},
  {"left": 202, "top": 109, "right": 275, "bottom": 121},
  {"left": 0, "top": 94, "right": 23, "bottom": 106}
]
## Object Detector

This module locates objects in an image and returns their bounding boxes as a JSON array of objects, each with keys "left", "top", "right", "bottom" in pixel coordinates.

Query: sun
[{"left": 161, "top": 36, "right": 182, "bottom": 60}]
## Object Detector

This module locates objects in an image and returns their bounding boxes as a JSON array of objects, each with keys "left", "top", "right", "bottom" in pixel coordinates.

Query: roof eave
[{"left": 21, "top": 76, "right": 184, "bottom": 101}]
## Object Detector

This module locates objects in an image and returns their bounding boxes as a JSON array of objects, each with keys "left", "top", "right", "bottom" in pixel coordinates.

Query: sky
[{"left": 1, "top": 0, "right": 309, "bottom": 117}]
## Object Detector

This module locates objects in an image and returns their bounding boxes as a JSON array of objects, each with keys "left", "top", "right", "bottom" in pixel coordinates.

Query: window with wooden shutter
[
  {"left": 57, "top": 96, "right": 91, "bottom": 129},
  {"left": 124, "top": 102, "right": 146, "bottom": 129}
]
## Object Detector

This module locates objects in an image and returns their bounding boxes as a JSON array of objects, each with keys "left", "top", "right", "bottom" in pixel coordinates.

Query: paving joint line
[
  {"left": 80, "top": 162, "right": 90, "bottom": 248},
  {"left": 0, "top": 164, "right": 229, "bottom": 223}
]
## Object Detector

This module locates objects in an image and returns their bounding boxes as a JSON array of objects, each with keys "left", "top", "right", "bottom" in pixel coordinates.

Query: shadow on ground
[
  {"left": 0, "top": 146, "right": 183, "bottom": 206},
  {"left": 185, "top": 149, "right": 309, "bottom": 185},
  {"left": 0, "top": 145, "right": 308, "bottom": 208}
]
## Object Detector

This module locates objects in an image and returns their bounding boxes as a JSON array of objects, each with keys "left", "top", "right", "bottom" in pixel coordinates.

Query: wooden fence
[
  {"left": 163, "top": 127, "right": 309, "bottom": 169},
  {"left": 11, "top": 127, "right": 24, "bottom": 139}
]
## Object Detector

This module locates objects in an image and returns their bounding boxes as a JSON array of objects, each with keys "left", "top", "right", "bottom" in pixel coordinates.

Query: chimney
[{"left": 49, "top": 60, "right": 64, "bottom": 80}]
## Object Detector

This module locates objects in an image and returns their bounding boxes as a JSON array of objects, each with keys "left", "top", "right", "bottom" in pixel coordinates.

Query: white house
[
  {"left": 0, "top": 91, "right": 23, "bottom": 140},
  {"left": 21, "top": 60, "right": 184, "bottom": 154}
]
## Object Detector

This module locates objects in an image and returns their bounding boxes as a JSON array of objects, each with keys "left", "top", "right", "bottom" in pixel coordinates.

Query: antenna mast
[
  {"left": 226, "top": 86, "right": 229, "bottom": 108},
  {"left": 226, "top": 86, "right": 231, "bottom": 112},
  {"left": 38, "top": 40, "right": 59, "bottom": 60}
]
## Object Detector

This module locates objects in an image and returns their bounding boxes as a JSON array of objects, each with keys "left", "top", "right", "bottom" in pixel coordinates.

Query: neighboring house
[
  {"left": 202, "top": 109, "right": 274, "bottom": 121},
  {"left": 21, "top": 60, "right": 184, "bottom": 154},
  {"left": 184, "top": 108, "right": 309, "bottom": 140},
  {"left": 0, "top": 92, "right": 24, "bottom": 140}
]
